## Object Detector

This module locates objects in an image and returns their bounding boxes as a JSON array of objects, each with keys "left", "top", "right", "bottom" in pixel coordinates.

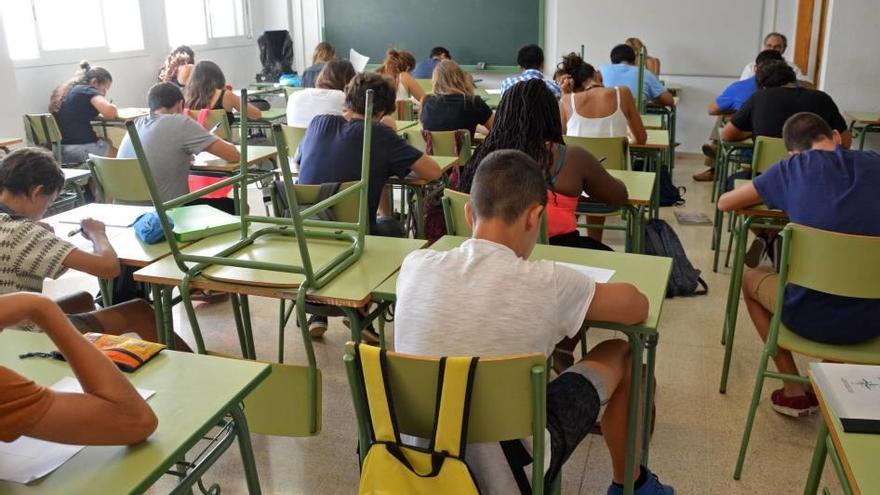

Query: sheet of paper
[
  {"left": 812, "top": 362, "right": 880, "bottom": 421},
  {"left": 49, "top": 204, "right": 153, "bottom": 228},
  {"left": 485, "top": 89, "right": 502, "bottom": 95},
  {"left": 193, "top": 151, "right": 228, "bottom": 166},
  {"left": 350, "top": 49, "right": 370, "bottom": 72},
  {"left": 555, "top": 262, "right": 615, "bottom": 283},
  {"left": 0, "top": 377, "right": 155, "bottom": 484}
]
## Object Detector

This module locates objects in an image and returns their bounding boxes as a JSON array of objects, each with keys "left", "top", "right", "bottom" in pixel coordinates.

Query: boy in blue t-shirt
[
  {"left": 598, "top": 44, "right": 674, "bottom": 108},
  {"left": 718, "top": 112, "right": 880, "bottom": 417}
]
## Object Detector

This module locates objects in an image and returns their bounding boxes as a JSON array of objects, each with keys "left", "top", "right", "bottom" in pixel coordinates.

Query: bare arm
[
  {"left": 225, "top": 91, "right": 262, "bottom": 120},
  {"left": 90, "top": 95, "right": 118, "bottom": 120},
  {"left": 483, "top": 112, "right": 495, "bottom": 130},
  {"left": 62, "top": 219, "right": 120, "bottom": 279},
  {"left": 840, "top": 129, "right": 853, "bottom": 149},
  {"left": 717, "top": 181, "right": 761, "bottom": 212},
  {"left": 401, "top": 73, "right": 426, "bottom": 102},
  {"left": 707, "top": 101, "right": 722, "bottom": 116},
  {"left": 204, "top": 138, "right": 240, "bottom": 163},
  {"left": 586, "top": 283, "right": 649, "bottom": 325},
  {"left": 177, "top": 64, "right": 194, "bottom": 86},
  {"left": 409, "top": 154, "right": 443, "bottom": 182},
  {"left": 619, "top": 87, "right": 647, "bottom": 144},
  {"left": 720, "top": 122, "right": 751, "bottom": 142},
  {"left": 571, "top": 146, "right": 628, "bottom": 206},
  {"left": 1, "top": 293, "right": 157, "bottom": 445},
  {"left": 654, "top": 91, "right": 675, "bottom": 108}
]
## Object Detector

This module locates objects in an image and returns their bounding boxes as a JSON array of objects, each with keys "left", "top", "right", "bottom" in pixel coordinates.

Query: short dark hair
[
  {"left": 765, "top": 32, "right": 788, "bottom": 50},
  {"left": 755, "top": 49, "right": 784, "bottom": 67},
  {"left": 148, "top": 82, "right": 184, "bottom": 112},
  {"left": 783, "top": 112, "right": 834, "bottom": 152},
  {"left": 756, "top": 59, "right": 797, "bottom": 88},
  {"left": 0, "top": 147, "right": 65, "bottom": 197},
  {"left": 517, "top": 44, "right": 544, "bottom": 70},
  {"left": 610, "top": 44, "right": 636, "bottom": 64},
  {"left": 344, "top": 72, "right": 396, "bottom": 117},
  {"left": 470, "top": 150, "right": 547, "bottom": 224},
  {"left": 430, "top": 46, "right": 450, "bottom": 59}
]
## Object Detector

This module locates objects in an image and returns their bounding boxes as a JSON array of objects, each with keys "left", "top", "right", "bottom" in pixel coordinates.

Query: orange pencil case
[{"left": 84, "top": 333, "right": 166, "bottom": 372}]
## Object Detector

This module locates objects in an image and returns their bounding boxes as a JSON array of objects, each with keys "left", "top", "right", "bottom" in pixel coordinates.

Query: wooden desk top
[
  {"left": 96, "top": 107, "right": 150, "bottom": 122},
  {"left": 0, "top": 330, "right": 269, "bottom": 495},
  {"left": 190, "top": 145, "right": 278, "bottom": 173},
  {"left": 374, "top": 235, "right": 671, "bottom": 333},
  {"left": 631, "top": 129, "right": 670, "bottom": 150},
  {"left": 845, "top": 111, "right": 880, "bottom": 125},
  {"left": 608, "top": 169, "right": 655, "bottom": 206},
  {"left": 0, "top": 137, "right": 23, "bottom": 148},
  {"left": 810, "top": 367, "right": 880, "bottom": 495},
  {"left": 134, "top": 227, "right": 426, "bottom": 307},
  {"left": 247, "top": 107, "right": 286, "bottom": 123},
  {"left": 395, "top": 120, "right": 419, "bottom": 131}
]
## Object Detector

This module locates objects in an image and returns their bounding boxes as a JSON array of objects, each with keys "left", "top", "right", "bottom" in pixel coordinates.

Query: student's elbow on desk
[
  {"left": 587, "top": 283, "right": 648, "bottom": 325},
  {"left": 411, "top": 155, "right": 443, "bottom": 181},
  {"left": 656, "top": 92, "right": 675, "bottom": 107}
]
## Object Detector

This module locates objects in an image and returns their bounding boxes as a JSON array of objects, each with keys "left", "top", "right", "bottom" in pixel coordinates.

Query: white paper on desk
[
  {"left": 0, "top": 377, "right": 155, "bottom": 484},
  {"left": 50, "top": 203, "right": 152, "bottom": 228},
  {"left": 193, "top": 151, "right": 227, "bottom": 166},
  {"left": 555, "top": 262, "right": 615, "bottom": 283},
  {"left": 350, "top": 49, "right": 370, "bottom": 72},
  {"left": 485, "top": 89, "right": 502, "bottom": 95}
]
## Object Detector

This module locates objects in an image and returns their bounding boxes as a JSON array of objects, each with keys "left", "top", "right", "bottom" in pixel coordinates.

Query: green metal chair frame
[
  {"left": 733, "top": 223, "right": 880, "bottom": 480},
  {"left": 87, "top": 155, "right": 152, "bottom": 204},
  {"left": 343, "top": 344, "right": 556, "bottom": 494},
  {"left": 23, "top": 113, "right": 64, "bottom": 163},
  {"left": 636, "top": 48, "right": 646, "bottom": 114},
  {"left": 441, "top": 188, "right": 549, "bottom": 244},
  {"left": 128, "top": 89, "right": 376, "bottom": 435}
]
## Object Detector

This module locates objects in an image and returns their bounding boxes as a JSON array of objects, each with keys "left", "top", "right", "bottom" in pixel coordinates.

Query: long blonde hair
[
  {"left": 432, "top": 60, "right": 472, "bottom": 96},
  {"left": 312, "top": 42, "right": 336, "bottom": 65},
  {"left": 376, "top": 49, "right": 416, "bottom": 80},
  {"left": 624, "top": 37, "right": 647, "bottom": 55}
]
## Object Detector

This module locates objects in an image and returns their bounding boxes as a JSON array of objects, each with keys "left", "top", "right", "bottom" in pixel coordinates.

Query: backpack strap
[
  {"left": 356, "top": 343, "right": 401, "bottom": 444},
  {"left": 430, "top": 356, "right": 479, "bottom": 459}
]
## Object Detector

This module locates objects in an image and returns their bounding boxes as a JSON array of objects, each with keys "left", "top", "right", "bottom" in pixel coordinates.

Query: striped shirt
[
  {"left": 500, "top": 69, "right": 562, "bottom": 100},
  {"left": 0, "top": 209, "right": 75, "bottom": 296}
]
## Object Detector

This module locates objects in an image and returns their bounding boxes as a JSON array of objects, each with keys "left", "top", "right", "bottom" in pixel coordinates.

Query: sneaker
[
  {"left": 307, "top": 315, "right": 328, "bottom": 339},
  {"left": 702, "top": 143, "right": 718, "bottom": 159},
  {"left": 692, "top": 168, "right": 715, "bottom": 182},
  {"left": 607, "top": 466, "right": 675, "bottom": 495},
  {"left": 744, "top": 234, "right": 768, "bottom": 268},
  {"left": 805, "top": 389, "right": 820, "bottom": 408},
  {"left": 770, "top": 388, "right": 818, "bottom": 417}
]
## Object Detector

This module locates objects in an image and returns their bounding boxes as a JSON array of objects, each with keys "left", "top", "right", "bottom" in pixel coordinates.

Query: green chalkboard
[{"left": 321, "top": 0, "right": 543, "bottom": 70}]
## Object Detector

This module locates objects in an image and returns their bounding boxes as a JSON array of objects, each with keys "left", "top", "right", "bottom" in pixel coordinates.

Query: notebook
[
  {"left": 555, "top": 262, "right": 615, "bottom": 283},
  {"left": 811, "top": 362, "right": 880, "bottom": 434},
  {"left": 51, "top": 204, "right": 153, "bottom": 228}
]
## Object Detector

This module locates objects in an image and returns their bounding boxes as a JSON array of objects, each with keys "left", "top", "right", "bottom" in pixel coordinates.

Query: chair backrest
[
  {"left": 23, "top": 114, "right": 63, "bottom": 162},
  {"left": 187, "top": 109, "right": 232, "bottom": 141},
  {"left": 343, "top": 343, "right": 547, "bottom": 463},
  {"left": 87, "top": 154, "right": 151, "bottom": 204},
  {"left": 279, "top": 124, "right": 308, "bottom": 157},
  {"left": 751, "top": 136, "right": 788, "bottom": 175},
  {"left": 442, "top": 188, "right": 548, "bottom": 244},
  {"left": 293, "top": 182, "right": 359, "bottom": 222},
  {"left": 425, "top": 129, "right": 473, "bottom": 164},
  {"left": 781, "top": 223, "right": 880, "bottom": 299},
  {"left": 401, "top": 126, "right": 427, "bottom": 152},
  {"left": 562, "top": 135, "right": 629, "bottom": 171},
  {"left": 396, "top": 100, "right": 414, "bottom": 121}
]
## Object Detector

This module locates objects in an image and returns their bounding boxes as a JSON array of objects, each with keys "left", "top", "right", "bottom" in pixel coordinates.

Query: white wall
[
  {"left": 3, "top": 0, "right": 275, "bottom": 132},
  {"left": 0, "top": 20, "right": 23, "bottom": 137}
]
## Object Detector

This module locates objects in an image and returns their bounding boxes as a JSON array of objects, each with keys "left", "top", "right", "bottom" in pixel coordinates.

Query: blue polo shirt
[
  {"left": 716, "top": 77, "right": 757, "bottom": 113},
  {"left": 411, "top": 58, "right": 440, "bottom": 79},
  {"left": 598, "top": 63, "right": 666, "bottom": 101},
  {"left": 753, "top": 147, "right": 880, "bottom": 344}
]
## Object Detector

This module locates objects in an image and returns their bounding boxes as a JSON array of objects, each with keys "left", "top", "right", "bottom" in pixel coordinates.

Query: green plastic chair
[
  {"left": 441, "top": 188, "right": 549, "bottom": 244},
  {"left": 187, "top": 109, "right": 232, "bottom": 142},
  {"left": 23, "top": 113, "right": 64, "bottom": 163},
  {"left": 127, "top": 89, "right": 376, "bottom": 435},
  {"left": 734, "top": 223, "right": 880, "bottom": 480},
  {"left": 279, "top": 124, "right": 308, "bottom": 157},
  {"left": 401, "top": 125, "right": 427, "bottom": 152},
  {"left": 343, "top": 343, "right": 558, "bottom": 494},
  {"left": 87, "top": 155, "right": 151, "bottom": 204},
  {"left": 424, "top": 129, "right": 473, "bottom": 164}
]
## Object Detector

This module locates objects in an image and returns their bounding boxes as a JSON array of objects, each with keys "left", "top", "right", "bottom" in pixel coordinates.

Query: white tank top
[
  {"left": 566, "top": 86, "right": 629, "bottom": 138},
  {"left": 396, "top": 80, "right": 411, "bottom": 101}
]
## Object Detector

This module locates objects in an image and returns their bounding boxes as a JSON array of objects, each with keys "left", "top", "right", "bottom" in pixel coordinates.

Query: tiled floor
[{"left": 44, "top": 154, "right": 843, "bottom": 494}]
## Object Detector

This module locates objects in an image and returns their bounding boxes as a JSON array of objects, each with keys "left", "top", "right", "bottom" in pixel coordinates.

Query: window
[
  {"left": 165, "top": 0, "right": 249, "bottom": 48},
  {"left": 0, "top": 0, "right": 144, "bottom": 61}
]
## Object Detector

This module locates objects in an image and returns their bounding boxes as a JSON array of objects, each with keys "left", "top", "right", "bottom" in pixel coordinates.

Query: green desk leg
[
  {"left": 229, "top": 404, "right": 263, "bottom": 495},
  {"left": 804, "top": 421, "right": 828, "bottom": 495},
  {"left": 719, "top": 216, "right": 753, "bottom": 393},
  {"left": 99, "top": 278, "right": 114, "bottom": 308},
  {"left": 623, "top": 333, "right": 645, "bottom": 495},
  {"left": 641, "top": 334, "right": 658, "bottom": 465},
  {"left": 825, "top": 433, "right": 855, "bottom": 495}
]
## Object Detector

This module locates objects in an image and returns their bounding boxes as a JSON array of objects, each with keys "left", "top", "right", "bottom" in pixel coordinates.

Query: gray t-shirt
[
  {"left": 118, "top": 113, "right": 218, "bottom": 202},
  {"left": 393, "top": 238, "right": 595, "bottom": 495}
]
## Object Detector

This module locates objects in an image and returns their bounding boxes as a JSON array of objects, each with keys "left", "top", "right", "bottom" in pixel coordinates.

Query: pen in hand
[{"left": 67, "top": 227, "right": 82, "bottom": 238}]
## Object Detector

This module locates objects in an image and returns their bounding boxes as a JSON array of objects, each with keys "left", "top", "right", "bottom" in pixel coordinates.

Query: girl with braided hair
[{"left": 458, "top": 78, "right": 628, "bottom": 251}]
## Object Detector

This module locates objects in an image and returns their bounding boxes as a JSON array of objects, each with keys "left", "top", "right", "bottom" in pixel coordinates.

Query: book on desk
[{"left": 812, "top": 362, "right": 880, "bottom": 434}]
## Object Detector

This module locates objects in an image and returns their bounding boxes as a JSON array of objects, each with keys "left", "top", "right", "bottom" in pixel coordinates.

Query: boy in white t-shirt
[{"left": 394, "top": 150, "right": 674, "bottom": 495}]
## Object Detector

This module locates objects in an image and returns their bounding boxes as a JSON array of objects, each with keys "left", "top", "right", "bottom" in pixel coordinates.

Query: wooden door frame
[{"left": 794, "top": 0, "right": 830, "bottom": 87}]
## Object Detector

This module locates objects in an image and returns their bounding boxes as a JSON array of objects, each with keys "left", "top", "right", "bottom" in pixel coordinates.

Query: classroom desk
[
  {"left": 474, "top": 88, "right": 501, "bottom": 109},
  {"left": 133, "top": 226, "right": 426, "bottom": 352},
  {"left": 640, "top": 114, "right": 663, "bottom": 129},
  {"left": 394, "top": 120, "right": 419, "bottom": 131},
  {"left": 190, "top": 145, "right": 278, "bottom": 173},
  {"left": 0, "top": 136, "right": 22, "bottom": 151},
  {"left": 606, "top": 169, "right": 656, "bottom": 253},
  {"left": 803, "top": 366, "right": 880, "bottom": 495},
  {"left": 645, "top": 101, "right": 678, "bottom": 170},
  {"left": 717, "top": 201, "right": 787, "bottom": 394},
  {"left": 0, "top": 330, "right": 269, "bottom": 495},
  {"left": 372, "top": 235, "right": 672, "bottom": 495},
  {"left": 386, "top": 155, "right": 460, "bottom": 239},
  {"left": 61, "top": 169, "right": 90, "bottom": 206},
  {"left": 710, "top": 138, "right": 754, "bottom": 272},
  {"left": 95, "top": 107, "right": 150, "bottom": 123},
  {"left": 844, "top": 111, "right": 880, "bottom": 150},
  {"left": 245, "top": 108, "right": 287, "bottom": 125},
  {"left": 630, "top": 130, "right": 670, "bottom": 219}
]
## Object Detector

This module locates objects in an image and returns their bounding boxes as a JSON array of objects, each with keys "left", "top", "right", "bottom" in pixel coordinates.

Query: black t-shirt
[
  {"left": 298, "top": 115, "right": 423, "bottom": 227},
  {"left": 419, "top": 94, "right": 493, "bottom": 136},
  {"left": 731, "top": 86, "right": 848, "bottom": 138},
  {"left": 56, "top": 85, "right": 101, "bottom": 145}
]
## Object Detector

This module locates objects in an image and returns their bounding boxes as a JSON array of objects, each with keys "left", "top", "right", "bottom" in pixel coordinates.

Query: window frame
[
  {"left": 165, "top": 0, "right": 253, "bottom": 51},
  {"left": 6, "top": 0, "right": 147, "bottom": 68}
]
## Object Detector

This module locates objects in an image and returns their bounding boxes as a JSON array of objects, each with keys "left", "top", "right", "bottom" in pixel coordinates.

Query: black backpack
[
  {"left": 658, "top": 166, "right": 686, "bottom": 207},
  {"left": 644, "top": 219, "right": 708, "bottom": 297}
]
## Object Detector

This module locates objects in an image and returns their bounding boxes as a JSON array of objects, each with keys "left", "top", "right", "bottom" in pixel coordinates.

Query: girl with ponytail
[
  {"left": 49, "top": 61, "right": 119, "bottom": 163},
  {"left": 376, "top": 49, "right": 426, "bottom": 103}
]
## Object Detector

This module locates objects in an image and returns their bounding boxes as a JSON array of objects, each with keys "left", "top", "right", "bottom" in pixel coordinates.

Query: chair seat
[{"left": 778, "top": 325, "right": 880, "bottom": 365}]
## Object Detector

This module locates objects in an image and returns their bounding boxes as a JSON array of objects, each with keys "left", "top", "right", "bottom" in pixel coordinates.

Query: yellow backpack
[{"left": 356, "top": 344, "right": 482, "bottom": 495}]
